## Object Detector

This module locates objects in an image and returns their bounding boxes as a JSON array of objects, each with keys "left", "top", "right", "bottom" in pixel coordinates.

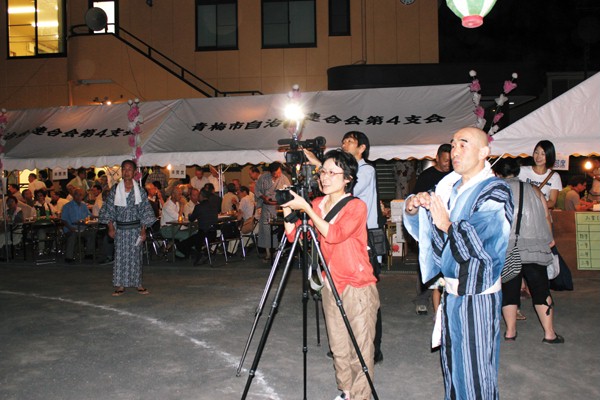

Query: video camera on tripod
[{"left": 276, "top": 135, "right": 326, "bottom": 205}]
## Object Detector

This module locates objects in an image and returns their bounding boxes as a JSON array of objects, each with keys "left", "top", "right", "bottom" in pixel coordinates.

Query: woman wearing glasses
[{"left": 282, "top": 149, "right": 379, "bottom": 400}]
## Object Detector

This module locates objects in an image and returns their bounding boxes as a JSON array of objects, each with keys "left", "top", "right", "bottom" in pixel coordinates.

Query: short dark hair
[
  {"left": 239, "top": 185, "right": 249, "bottom": 194},
  {"left": 569, "top": 175, "right": 587, "bottom": 186},
  {"left": 250, "top": 166, "right": 260, "bottom": 174},
  {"left": 77, "top": 167, "right": 87, "bottom": 175},
  {"left": 152, "top": 180, "right": 162, "bottom": 190},
  {"left": 343, "top": 131, "right": 371, "bottom": 160},
  {"left": 93, "top": 184, "right": 103, "bottom": 192},
  {"left": 534, "top": 140, "right": 556, "bottom": 169},
  {"left": 121, "top": 159, "right": 137, "bottom": 170},
  {"left": 492, "top": 158, "right": 520, "bottom": 178},
  {"left": 226, "top": 183, "right": 237, "bottom": 193},
  {"left": 268, "top": 162, "right": 282, "bottom": 173},
  {"left": 322, "top": 149, "right": 358, "bottom": 194},
  {"left": 203, "top": 183, "right": 215, "bottom": 193},
  {"left": 437, "top": 143, "right": 451, "bottom": 157},
  {"left": 34, "top": 189, "right": 47, "bottom": 198}
]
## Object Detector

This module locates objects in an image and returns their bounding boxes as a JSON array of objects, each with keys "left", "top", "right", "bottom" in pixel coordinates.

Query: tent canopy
[
  {"left": 492, "top": 72, "right": 600, "bottom": 157},
  {"left": 2, "top": 84, "right": 476, "bottom": 170}
]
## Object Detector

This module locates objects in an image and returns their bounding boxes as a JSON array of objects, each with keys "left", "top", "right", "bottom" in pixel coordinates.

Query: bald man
[{"left": 403, "top": 127, "right": 514, "bottom": 400}]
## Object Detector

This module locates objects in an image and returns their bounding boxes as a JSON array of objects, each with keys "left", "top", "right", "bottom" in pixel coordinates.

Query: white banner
[{"left": 3, "top": 84, "right": 476, "bottom": 169}]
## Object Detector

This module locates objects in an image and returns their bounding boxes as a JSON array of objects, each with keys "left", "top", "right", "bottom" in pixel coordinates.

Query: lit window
[
  {"left": 7, "top": 0, "right": 66, "bottom": 57},
  {"left": 92, "top": 1, "right": 117, "bottom": 33},
  {"left": 262, "top": 0, "right": 316, "bottom": 48},
  {"left": 196, "top": 0, "right": 238, "bottom": 51}
]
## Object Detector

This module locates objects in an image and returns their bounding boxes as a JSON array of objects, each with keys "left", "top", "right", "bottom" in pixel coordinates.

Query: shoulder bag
[{"left": 502, "top": 181, "right": 524, "bottom": 283}]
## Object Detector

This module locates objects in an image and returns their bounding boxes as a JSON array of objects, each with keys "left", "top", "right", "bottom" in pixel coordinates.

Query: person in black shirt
[
  {"left": 412, "top": 143, "right": 451, "bottom": 316},
  {"left": 178, "top": 189, "right": 220, "bottom": 264}
]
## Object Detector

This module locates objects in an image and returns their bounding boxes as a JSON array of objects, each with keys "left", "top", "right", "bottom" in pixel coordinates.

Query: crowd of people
[{"left": 3, "top": 129, "right": 598, "bottom": 400}]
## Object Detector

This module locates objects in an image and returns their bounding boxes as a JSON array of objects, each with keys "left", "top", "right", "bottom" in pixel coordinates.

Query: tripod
[{"left": 239, "top": 211, "right": 379, "bottom": 400}]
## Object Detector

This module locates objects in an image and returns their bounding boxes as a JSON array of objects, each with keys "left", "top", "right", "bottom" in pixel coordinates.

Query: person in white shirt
[
  {"left": 518, "top": 140, "right": 562, "bottom": 209},
  {"left": 159, "top": 187, "right": 190, "bottom": 244},
  {"left": 221, "top": 183, "right": 239, "bottom": 213},
  {"left": 90, "top": 185, "right": 104, "bottom": 217},
  {"left": 237, "top": 186, "right": 256, "bottom": 234},
  {"left": 183, "top": 188, "right": 200, "bottom": 218},
  {"left": 28, "top": 173, "right": 46, "bottom": 193},
  {"left": 49, "top": 190, "right": 69, "bottom": 214}
]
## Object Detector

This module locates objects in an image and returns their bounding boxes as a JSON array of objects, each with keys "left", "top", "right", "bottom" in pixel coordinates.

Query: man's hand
[
  {"left": 303, "top": 149, "right": 322, "bottom": 167},
  {"left": 405, "top": 192, "right": 433, "bottom": 215},
  {"left": 429, "top": 194, "right": 451, "bottom": 233}
]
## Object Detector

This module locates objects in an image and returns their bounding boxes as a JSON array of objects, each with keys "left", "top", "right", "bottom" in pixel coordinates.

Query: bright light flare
[
  {"left": 584, "top": 160, "right": 593, "bottom": 170},
  {"left": 284, "top": 103, "right": 304, "bottom": 122}
]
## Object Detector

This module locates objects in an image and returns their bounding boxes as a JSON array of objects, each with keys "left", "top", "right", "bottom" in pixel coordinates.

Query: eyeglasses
[{"left": 319, "top": 169, "right": 345, "bottom": 178}]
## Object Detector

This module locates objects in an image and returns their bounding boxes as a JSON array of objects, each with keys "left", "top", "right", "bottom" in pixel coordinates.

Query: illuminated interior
[{"left": 7, "top": 0, "right": 64, "bottom": 57}]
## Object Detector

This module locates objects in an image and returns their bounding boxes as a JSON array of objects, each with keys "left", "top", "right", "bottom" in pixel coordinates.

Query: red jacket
[{"left": 287, "top": 195, "right": 376, "bottom": 293}]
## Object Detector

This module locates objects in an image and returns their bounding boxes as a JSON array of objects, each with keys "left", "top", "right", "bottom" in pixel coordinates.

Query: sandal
[
  {"left": 137, "top": 287, "right": 150, "bottom": 295},
  {"left": 112, "top": 288, "right": 125, "bottom": 297},
  {"left": 516, "top": 309, "right": 527, "bottom": 320}
]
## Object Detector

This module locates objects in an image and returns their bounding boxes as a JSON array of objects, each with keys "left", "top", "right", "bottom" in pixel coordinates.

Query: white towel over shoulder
[{"left": 114, "top": 180, "right": 142, "bottom": 207}]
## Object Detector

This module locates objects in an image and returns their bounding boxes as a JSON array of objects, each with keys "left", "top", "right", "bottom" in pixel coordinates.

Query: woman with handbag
[
  {"left": 494, "top": 159, "right": 564, "bottom": 344},
  {"left": 518, "top": 140, "right": 562, "bottom": 209}
]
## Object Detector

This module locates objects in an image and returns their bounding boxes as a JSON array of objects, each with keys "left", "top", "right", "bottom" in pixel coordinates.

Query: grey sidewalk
[{"left": 1, "top": 255, "right": 599, "bottom": 400}]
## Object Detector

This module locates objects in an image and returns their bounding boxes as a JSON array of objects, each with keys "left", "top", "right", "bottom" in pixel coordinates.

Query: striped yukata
[
  {"left": 405, "top": 175, "right": 513, "bottom": 400},
  {"left": 99, "top": 185, "right": 156, "bottom": 288}
]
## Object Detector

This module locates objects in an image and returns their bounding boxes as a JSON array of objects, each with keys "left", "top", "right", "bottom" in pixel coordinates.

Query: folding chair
[
  {"left": 202, "top": 223, "right": 227, "bottom": 265},
  {"left": 240, "top": 218, "right": 259, "bottom": 257}
]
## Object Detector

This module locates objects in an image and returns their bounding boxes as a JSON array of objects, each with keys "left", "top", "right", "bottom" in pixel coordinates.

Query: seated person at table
[
  {"left": 203, "top": 183, "right": 222, "bottom": 211},
  {"left": 0, "top": 196, "right": 24, "bottom": 258},
  {"left": 184, "top": 188, "right": 200, "bottom": 218},
  {"left": 34, "top": 189, "right": 56, "bottom": 217},
  {"left": 178, "top": 189, "right": 220, "bottom": 264},
  {"left": 159, "top": 187, "right": 190, "bottom": 257},
  {"left": 238, "top": 186, "right": 257, "bottom": 234},
  {"left": 221, "top": 183, "right": 239, "bottom": 213},
  {"left": 556, "top": 176, "right": 594, "bottom": 211},
  {"left": 50, "top": 190, "right": 69, "bottom": 215},
  {"left": 89, "top": 185, "right": 104, "bottom": 217},
  {"left": 61, "top": 188, "right": 96, "bottom": 262},
  {"left": 33, "top": 189, "right": 57, "bottom": 255},
  {"left": 22, "top": 189, "right": 35, "bottom": 207},
  {"left": 8, "top": 184, "right": 24, "bottom": 203}
]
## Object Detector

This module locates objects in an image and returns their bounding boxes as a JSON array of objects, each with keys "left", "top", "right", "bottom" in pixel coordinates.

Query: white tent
[
  {"left": 2, "top": 84, "right": 476, "bottom": 170},
  {"left": 492, "top": 71, "right": 600, "bottom": 157}
]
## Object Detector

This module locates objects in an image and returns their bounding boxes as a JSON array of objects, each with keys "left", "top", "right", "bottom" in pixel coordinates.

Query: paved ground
[{"left": 1, "top": 252, "right": 599, "bottom": 400}]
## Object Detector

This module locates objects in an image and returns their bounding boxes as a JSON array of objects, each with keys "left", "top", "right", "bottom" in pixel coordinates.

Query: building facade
[{"left": 1, "top": 0, "right": 439, "bottom": 109}]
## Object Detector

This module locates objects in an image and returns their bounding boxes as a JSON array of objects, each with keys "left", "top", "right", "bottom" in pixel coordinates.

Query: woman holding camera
[{"left": 282, "top": 149, "right": 379, "bottom": 400}]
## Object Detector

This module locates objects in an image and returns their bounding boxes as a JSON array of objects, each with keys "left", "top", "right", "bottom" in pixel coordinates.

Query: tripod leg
[
  {"left": 307, "top": 225, "right": 380, "bottom": 400},
  {"left": 236, "top": 234, "right": 288, "bottom": 377},
  {"left": 314, "top": 292, "right": 321, "bottom": 346},
  {"left": 241, "top": 229, "right": 302, "bottom": 399}
]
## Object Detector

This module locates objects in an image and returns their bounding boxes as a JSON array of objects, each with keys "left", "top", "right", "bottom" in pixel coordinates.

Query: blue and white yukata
[{"left": 404, "top": 164, "right": 513, "bottom": 400}]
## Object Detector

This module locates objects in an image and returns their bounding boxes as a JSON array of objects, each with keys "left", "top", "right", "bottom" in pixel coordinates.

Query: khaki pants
[{"left": 322, "top": 283, "right": 380, "bottom": 400}]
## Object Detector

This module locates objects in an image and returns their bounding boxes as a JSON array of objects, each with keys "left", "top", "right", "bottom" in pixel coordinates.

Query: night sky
[{"left": 438, "top": 0, "right": 600, "bottom": 74}]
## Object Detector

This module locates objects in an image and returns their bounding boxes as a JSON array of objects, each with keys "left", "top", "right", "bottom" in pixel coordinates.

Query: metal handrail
[{"left": 69, "top": 24, "right": 263, "bottom": 98}]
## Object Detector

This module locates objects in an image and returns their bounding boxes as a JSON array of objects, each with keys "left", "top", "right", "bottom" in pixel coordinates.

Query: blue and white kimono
[{"left": 404, "top": 166, "right": 513, "bottom": 400}]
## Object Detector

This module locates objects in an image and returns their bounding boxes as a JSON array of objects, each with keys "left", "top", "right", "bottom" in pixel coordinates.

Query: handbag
[
  {"left": 367, "top": 227, "right": 389, "bottom": 257},
  {"left": 549, "top": 246, "right": 574, "bottom": 291},
  {"left": 501, "top": 181, "right": 524, "bottom": 283},
  {"left": 547, "top": 245, "right": 560, "bottom": 280}
]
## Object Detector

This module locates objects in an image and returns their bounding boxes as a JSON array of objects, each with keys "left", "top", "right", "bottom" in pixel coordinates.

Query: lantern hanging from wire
[{"left": 446, "top": 0, "right": 497, "bottom": 28}]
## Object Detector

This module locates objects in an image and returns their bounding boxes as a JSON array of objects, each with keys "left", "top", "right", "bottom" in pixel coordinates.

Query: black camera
[{"left": 275, "top": 188, "right": 294, "bottom": 205}]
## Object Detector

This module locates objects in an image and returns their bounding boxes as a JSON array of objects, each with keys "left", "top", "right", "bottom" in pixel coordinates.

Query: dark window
[
  {"left": 329, "top": 0, "right": 350, "bottom": 36},
  {"left": 7, "top": 0, "right": 66, "bottom": 58},
  {"left": 262, "top": 0, "right": 316, "bottom": 48},
  {"left": 196, "top": 0, "right": 238, "bottom": 51}
]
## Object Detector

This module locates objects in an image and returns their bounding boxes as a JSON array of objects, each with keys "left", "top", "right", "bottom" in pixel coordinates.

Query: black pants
[{"left": 502, "top": 263, "right": 552, "bottom": 307}]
